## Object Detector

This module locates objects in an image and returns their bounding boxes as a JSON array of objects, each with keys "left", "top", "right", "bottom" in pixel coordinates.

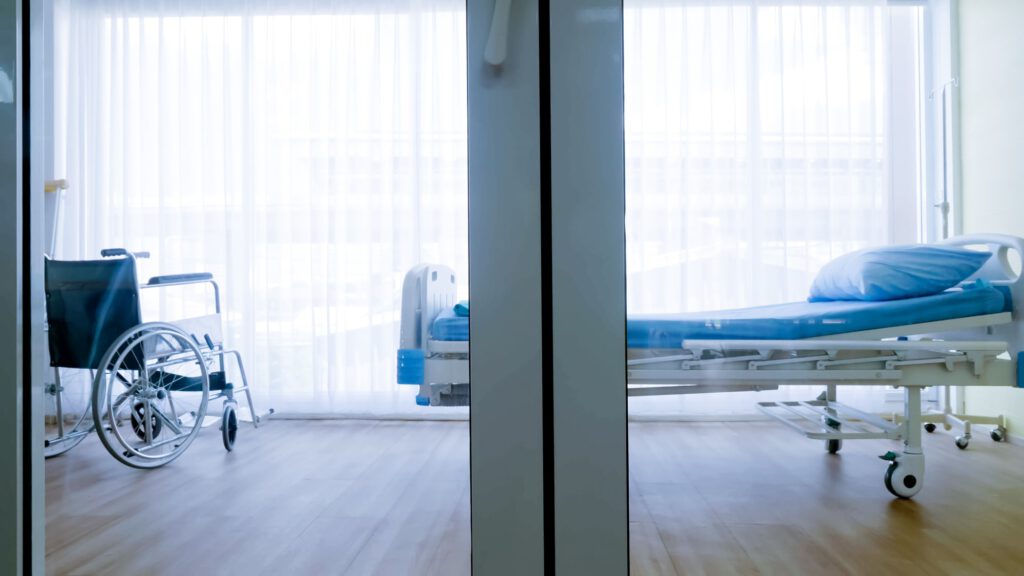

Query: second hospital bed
[{"left": 396, "top": 234, "right": 1024, "bottom": 498}]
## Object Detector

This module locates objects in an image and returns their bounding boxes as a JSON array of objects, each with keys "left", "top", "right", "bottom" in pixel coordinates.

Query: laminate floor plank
[
  {"left": 654, "top": 521, "right": 758, "bottom": 576},
  {"left": 629, "top": 521, "right": 678, "bottom": 576},
  {"left": 423, "top": 486, "right": 471, "bottom": 576}
]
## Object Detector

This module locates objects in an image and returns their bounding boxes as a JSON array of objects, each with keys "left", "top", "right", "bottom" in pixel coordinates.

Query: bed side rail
[
  {"left": 939, "top": 234, "right": 1024, "bottom": 359},
  {"left": 940, "top": 234, "right": 1024, "bottom": 288}
]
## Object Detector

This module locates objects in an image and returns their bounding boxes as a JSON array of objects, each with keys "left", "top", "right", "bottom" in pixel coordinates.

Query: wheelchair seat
[{"left": 150, "top": 370, "right": 230, "bottom": 392}]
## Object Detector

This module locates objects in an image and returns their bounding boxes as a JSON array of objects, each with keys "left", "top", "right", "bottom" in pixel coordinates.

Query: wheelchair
[{"left": 44, "top": 249, "right": 271, "bottom": 468}]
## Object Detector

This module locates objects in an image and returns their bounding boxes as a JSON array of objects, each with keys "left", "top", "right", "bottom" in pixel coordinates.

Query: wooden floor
[
  {"left": 45, "top": 420, "right": 470, "bottom": 576},
  {"left": 47, "top": 420, "right": 1024, "bottom": 575},
  {"left": 628, "top": 422, "right": 1024, "bottom": 575}
]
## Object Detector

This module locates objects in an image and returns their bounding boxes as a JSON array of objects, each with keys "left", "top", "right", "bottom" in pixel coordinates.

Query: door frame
[{"left": 468, "top": 0, "right": 627, "bottom": 573}]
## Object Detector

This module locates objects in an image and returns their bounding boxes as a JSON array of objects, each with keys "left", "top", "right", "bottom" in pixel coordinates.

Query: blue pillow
[
  {"left": 809, "top": 245, "right": 991, "bottom": 302},
  {"left": 454, "top": 300, "right": 470, "bottom": 317}
]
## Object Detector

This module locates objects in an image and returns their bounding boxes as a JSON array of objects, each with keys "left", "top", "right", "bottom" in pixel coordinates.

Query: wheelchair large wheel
[
  {"left": 43, "top": 368, "right": 94, "bottom": 458},
  {"left": 91, "top": 322, "right": 210, "bottom": 469}
]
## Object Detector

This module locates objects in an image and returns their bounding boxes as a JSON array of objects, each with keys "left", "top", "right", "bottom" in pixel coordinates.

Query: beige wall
[{"left": 958, "top": 0, "right": 1024, "bottom": 432}]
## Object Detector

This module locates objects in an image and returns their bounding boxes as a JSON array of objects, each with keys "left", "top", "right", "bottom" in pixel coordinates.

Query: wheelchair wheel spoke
[
  {"left": 151, "top": 404, "right": 184, "bottom": 436},
  {"left": 115, "top": 370, "right": 133, "bottom": 387},
  {"left": 131, "top": 345, "right": 144, "bottom": 370},
  {"left": 112, "top": 389, "right": 134, "bottom": 413}
]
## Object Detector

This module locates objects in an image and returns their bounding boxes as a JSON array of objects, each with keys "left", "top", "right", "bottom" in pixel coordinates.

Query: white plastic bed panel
[
  {"left": 400, "top": 264, "right": 457, "bottom": 351},
  {"left": 424, "top": 357, "right": 469, "bottom": 386}
]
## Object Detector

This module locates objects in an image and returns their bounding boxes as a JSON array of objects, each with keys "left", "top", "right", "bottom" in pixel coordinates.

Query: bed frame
[{"left": 397, "top": 234, "right": 1024, "bottom": 498}]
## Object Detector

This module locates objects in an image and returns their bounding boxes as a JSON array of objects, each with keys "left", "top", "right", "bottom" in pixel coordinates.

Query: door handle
[{"left": 485, "top": 0, "right": 512, "bottom": 66}]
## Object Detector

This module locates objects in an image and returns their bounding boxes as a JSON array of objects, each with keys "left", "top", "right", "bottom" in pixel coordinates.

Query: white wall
[{"left": 958, "top": 0, "right": 1024, "bottom": 432}]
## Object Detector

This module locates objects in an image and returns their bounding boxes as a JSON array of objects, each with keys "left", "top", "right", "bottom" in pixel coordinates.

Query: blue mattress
[{"left": 430, "top": 287, "right": 1011, "bottom": 348}]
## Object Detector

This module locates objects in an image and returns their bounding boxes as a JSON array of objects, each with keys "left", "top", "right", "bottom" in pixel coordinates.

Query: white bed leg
[
  {"left": 823, "top": 383, "right": 842, "bottom": 454},
  {"left": 883, "top": 386, "right": 925, "bottom": 498},
  {"left": 904, "top": 387, "right": 923, "bottom": 456}
]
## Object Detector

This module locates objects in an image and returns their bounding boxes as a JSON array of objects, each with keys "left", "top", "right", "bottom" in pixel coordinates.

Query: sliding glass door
[{"left": 31, "top": 0, "right": 632, "bottom": 573}]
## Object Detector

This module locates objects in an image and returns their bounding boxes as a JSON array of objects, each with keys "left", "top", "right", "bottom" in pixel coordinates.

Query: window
[
  {"left": 624, "top": 1, "right": 927, "bottom": 414},
  {"left": 52, "top": 1, "right": 467, "bottom": 414}
]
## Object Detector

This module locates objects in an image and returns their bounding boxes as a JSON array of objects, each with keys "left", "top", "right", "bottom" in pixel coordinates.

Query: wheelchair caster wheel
[
  {"left": 131, "top": 402, "right": 163, "bottom": 441},
  {"left": 955, "top": 435, "right": 970, "bottom": 450},
  {"left": 222, "top": 404, "right": 238, "bottom": 452},
  {"left": 991, "top": 427, "right": 1006, "bottom": 442},
  {"left": 924, "top": 423, "right": 936, "bottom": 433},
  {"left": 825, "top": 439, "right": 842, "bottom": 454}
]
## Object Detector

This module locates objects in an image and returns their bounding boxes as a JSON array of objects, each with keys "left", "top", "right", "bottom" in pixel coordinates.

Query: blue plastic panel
[
  {"left": 397, "top": 348, "right": 424, "bottom": 385},
  {"left": 1017, "top": 352, "right": 1024, "bottom": 388}
]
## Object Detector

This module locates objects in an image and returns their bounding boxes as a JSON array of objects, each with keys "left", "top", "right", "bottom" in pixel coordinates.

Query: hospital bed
[{"left": 396, "top": 234, "right": 1024, "bottom": 498}]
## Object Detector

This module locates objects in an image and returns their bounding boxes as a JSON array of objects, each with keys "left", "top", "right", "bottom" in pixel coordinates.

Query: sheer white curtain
[
  {"left": 624, "top": 0, "right": 924, "bottom": 415},
  {"left": 52, "top": 0, "right": 923, "bottom": 417},
  {"left": 53, "top": 0, "right": 468, "bottom": 415}
]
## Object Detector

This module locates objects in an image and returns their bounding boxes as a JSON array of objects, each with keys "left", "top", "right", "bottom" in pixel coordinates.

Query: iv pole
[
  {"left": 920, "top": 78, "right": 1008, "bottom": 446},
  {"left": 934, "top": 78, "right": 958, "bottom": 423},
  {"left": 933, "top": 78, "right": 957, "bottom": 242}
]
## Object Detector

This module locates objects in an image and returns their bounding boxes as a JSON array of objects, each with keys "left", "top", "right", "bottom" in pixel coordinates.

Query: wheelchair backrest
[{"left": 45, "top": 257, "right": 142, "bottom": 369}]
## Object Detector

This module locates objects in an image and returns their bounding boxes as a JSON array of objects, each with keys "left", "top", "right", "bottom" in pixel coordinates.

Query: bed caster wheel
[
  {"left": 955, "top": 435, "right": 970, "bottom": 450},
  {"left": 991, "top": 427, "right": 1006, "bottom": 442},
  {"left": 882, "top": 454, "right": 924, "bottom": 499},
  {"left": 825, "top": 439, "right": 842, "bottom": 454},
  {"left": 924, "top": 423, "right": 936, "bottom": 433},
  {"left": 222, "top": 404, "right": 238, "bottom": 452}
]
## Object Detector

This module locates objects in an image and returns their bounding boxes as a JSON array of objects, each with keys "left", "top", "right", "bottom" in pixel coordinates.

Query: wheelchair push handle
[
  {"left": 101, "top": 248, "right": 151, "bottom": 259},
  {"left": 101, "top": 247, "right": 221, "bottom": 313}
]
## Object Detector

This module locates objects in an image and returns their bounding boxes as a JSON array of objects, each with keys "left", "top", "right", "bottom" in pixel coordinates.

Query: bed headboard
[
  {"left": 399, "top": 264, "right": 458, "bottom": 350},
  {"left": 939, "top": 234, "right": 1024, "bottom": 354}
]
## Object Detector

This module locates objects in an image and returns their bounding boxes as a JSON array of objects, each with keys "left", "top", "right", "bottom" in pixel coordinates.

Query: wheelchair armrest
[
  {"left": 142, "top": 273, "right": 221, "bottom": 312},
  {"left": 147, "top": 273, "right": 215, "bottom": 286},
  {"left": 101, "top": 248, "right": 151, "bottom": 259}
]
